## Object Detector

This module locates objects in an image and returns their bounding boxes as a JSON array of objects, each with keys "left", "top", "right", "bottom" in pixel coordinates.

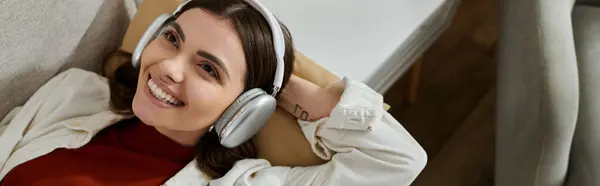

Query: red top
[{"left": 1, "top": 119, "right": 195, "bottom": 186}]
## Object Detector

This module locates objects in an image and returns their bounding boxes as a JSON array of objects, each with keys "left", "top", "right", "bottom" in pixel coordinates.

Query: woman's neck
[{"left": 154, "top": 126, "right": 207, "bottom": 147}]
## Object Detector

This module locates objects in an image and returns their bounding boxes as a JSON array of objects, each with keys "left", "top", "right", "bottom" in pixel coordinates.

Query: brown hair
[{"left": 104, "top": 0, "right": 295, "bottom": 179}]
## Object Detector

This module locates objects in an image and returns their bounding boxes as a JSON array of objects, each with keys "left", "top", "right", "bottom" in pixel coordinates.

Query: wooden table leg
[{"left": 406, "top": 57, "right": 422, "bottom": 104}]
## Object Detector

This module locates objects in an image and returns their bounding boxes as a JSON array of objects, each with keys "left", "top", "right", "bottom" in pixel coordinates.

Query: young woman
[{"left": 0, "top": 0, "right": 427, "bottom": 185}]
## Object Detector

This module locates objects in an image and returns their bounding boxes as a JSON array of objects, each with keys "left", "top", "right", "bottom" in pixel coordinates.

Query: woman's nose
[{"left": 158, "top": 56, "right": 187, "bottom": 84}]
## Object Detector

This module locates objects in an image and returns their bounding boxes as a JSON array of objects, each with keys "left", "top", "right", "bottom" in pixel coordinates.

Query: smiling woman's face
[{"left": 132, "top": 8, "right": 247, "bottom": 133}]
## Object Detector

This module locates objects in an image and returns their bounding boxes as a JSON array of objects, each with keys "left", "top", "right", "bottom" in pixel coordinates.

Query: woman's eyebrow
[
  {"left": 168, "top": 21, "right": 185, "bottom": 42},
  {"left": 197, "top": 50, "right": 230, "bottom": 79}
]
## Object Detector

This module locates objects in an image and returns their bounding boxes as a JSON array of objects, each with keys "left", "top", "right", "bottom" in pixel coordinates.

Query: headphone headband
[{"left": 175, "top": 0, "right": 285, "bottom": 96}]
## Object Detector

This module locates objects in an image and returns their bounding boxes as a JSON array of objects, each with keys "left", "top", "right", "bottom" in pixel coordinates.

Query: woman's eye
[
  {"left": 163, "top": 31, "right": 179, "bottom": 48},
  {"left": 198, "top": 63, "right": 219, "bottom": 79}
]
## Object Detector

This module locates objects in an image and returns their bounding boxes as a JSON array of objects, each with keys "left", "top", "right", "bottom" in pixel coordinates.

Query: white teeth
[{"left": 147, "top": 79, "right": 181, "bottom": 105}]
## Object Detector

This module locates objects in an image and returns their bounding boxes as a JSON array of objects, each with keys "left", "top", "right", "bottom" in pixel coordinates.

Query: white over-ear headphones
[{"left": 132, "top": 0, "right": 285, "bottom": 148}]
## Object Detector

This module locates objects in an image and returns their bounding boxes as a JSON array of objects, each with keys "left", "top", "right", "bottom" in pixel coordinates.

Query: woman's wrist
[
  {"left": 281, "top": 75, "right": 320, "bottom": 99},
  {"left": 277, "top": 75, "right": 342, "bottom": 121},
  {"left": 278, "top": 75, "right": 318, "bottom": 120}
]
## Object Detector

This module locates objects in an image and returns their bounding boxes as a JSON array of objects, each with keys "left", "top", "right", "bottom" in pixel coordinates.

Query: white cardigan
[{"left": 0, "top": 68, "right": 427, "bottom": 186}]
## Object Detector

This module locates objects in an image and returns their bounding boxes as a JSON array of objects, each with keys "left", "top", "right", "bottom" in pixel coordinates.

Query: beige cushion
[
  {"left": 0, "top": 0, "right": 129, "bottom": 118},
  {"left": 567, "top": 5, "right": 600, "bottom": 186}
]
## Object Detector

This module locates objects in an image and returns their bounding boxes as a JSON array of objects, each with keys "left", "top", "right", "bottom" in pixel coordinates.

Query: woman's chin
[
  {"left": 132, "top": 95, "right": 188, "bottom": 131},
  {"left": 131, "top": 92, "right": 171, "bottom": 127}
]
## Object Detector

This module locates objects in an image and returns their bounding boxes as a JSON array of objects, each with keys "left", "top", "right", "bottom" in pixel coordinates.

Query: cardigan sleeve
[{"left": 211, "top": 77, "right": 427, "bottom": 186}]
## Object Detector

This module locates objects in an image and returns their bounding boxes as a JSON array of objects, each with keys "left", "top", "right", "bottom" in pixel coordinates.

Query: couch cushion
[
  {"left": 58, "top": 0, "right": 130, "bottom": 74},
  {"left": 0, "top": 0, "right": 129, "bottom": 118},
  {"left": 568, "top": 5, "right": 600, "bottom": 186}
]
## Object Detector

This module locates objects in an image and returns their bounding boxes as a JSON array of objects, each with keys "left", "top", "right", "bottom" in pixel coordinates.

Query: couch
[
  {"left": 496, "top": 0, "right": 600, "bottom": 185},
  {"left": 0, "top": 0, "right": 130, "bottom": 118}
]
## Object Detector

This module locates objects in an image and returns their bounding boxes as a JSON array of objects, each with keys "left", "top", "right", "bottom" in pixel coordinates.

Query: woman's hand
[{"left": 277, "top": 75, "right": 343, "bottom": 121}]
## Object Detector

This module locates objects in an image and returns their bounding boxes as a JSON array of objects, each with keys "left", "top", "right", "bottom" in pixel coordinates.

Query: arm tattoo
[{"left": 294, "top": 104, "right": 309, "bottom": 120}]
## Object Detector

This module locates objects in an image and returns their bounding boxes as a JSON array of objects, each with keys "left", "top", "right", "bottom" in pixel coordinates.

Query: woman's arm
[
  {"left": 211, "top": 75, "right": 427, "bottom": 186},
  {"left": 276, "top": 75, "right": 343, "bottom": 122}
]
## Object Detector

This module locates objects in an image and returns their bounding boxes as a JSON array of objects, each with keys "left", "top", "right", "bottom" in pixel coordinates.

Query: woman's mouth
[{"left": 146, "top": 78, "right": 184, "bottom": 107}]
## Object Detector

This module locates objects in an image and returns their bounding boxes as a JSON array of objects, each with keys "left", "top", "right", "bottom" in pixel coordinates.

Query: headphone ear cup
[
  {"left": 214, "top": 88, "right": 276, "bottom": 148},
  {"left": 132, "top": 14, "right": 172, "bottom": 69},
  {"left": 214, "top": 88, "right": 264, "bottom": 132}
]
